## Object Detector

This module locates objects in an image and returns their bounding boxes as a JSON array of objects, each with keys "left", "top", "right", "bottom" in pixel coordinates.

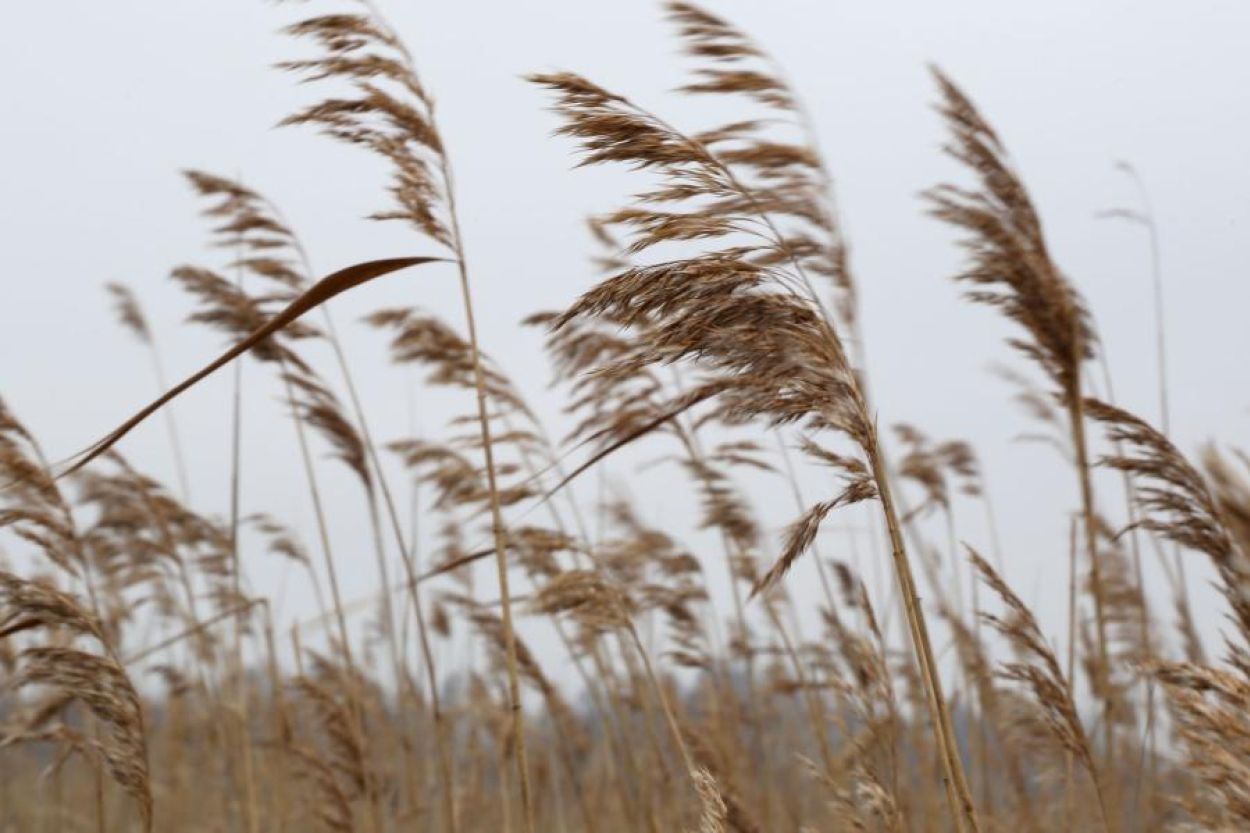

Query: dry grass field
[{"left": 1, "top": 2, "right": 1247, "bottom": 831}]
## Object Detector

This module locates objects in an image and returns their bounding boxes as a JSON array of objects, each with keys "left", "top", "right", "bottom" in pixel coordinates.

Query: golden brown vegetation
[{"left": 1, "top": 2, "right": 1246, "bottom": 831}]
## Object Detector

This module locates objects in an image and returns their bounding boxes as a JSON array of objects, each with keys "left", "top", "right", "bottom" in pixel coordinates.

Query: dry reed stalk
[
  {"left": 1149, "top": 662, "right": 1250, "bottom": 829},
  {"left": 926, "top": 68, "right": 1121, "bottom": 811},
  {"left": 487, "top": 471, "right": 631, "bottom": 831},
  {"left": 1097, "top": 163, "right": 1171, "bottom": 437},
  {"left": 1099, "top": 170, "right": 1192, "bottom": 820},
  {"left": 969, "top": 549, "right": 1112, "bottom": 831},
  {"left": 774, "top": 435, "right": 885, "bottom": 814},
  {"left": 275, "top": 5, "right": 535, "bottom": 826},
  {"left": 279, "top": 370, "right": 399, "bottom": 832},
  {"left": 226, "top": 184, "right": 261, "bottom": 833},
  {"left": 1066, "top": 516, "right": 1079, "bottom": 827},
  {"left": 528, "top": 57, "right": 978, "bottom": 829},
  {"left": 259, "top": 603, "right": 294, "bottom": 830},
  {"left": 458, "top": 598, "right": 595, "bottom": 831}
]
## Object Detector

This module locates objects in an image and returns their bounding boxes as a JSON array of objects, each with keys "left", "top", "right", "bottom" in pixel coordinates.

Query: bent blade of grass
[{"left": 53, "top": 257, "right": 446, "bottom": 480}]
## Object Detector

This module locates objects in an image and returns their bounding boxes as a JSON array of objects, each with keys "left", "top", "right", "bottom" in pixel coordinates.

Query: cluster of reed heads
[{"left": 2, "top": 2, "right": 1247, "bottom": 831}]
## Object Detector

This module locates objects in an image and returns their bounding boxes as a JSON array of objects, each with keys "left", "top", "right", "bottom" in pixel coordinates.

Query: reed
[{"left": 2, "top": 2, "right": 1247, "bottom": 832}]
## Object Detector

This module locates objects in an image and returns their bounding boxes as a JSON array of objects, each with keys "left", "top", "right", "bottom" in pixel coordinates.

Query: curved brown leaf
[{"left": 58, "top": 256, "right": 445, "bottom": 479}]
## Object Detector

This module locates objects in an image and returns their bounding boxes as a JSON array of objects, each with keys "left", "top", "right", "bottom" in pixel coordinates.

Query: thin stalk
[
  {"left": 1093, "top": 350, "right": 1159, "bottom": 821},
  {"left": 367, "top": 457, "right": 458, "bottom": 833},
  {"left": 623, "top": 623, "right": 698, "bottom": 778},
  {"left": 1067, "top": 393, "right": 1118, "bottom": 789},
  {"left": 260, "top": 605, "right": 292, "bottom": 832},
  {"left": 616, "top": 632, "right": 678, "bottom": 819},
  {"left": 276, "top": 369, "right": 383, "bottom": 833},
  {"left": 867, "top": 438, "right": 979, "bottom": 833},
  {"left": 1065, "top": 515, "right": 1078, "bottom": 829},
  {"left": 588, "top": 640, "right": 656, "bottom": 832},
  {"left": 663, "top": 371, "right": 770, "bottom": 809},
  {"left": 227, "top": 223, "right": 259, "bottom": 833},
  {"left": 440, "top": 153, "right": 534, "bottom": 832},
  {"left": 943, "top": 508, "right": 990, "bottom": 817},
  {"left": 1126, "top": 170, "right": 1176, "bottom": 819}
]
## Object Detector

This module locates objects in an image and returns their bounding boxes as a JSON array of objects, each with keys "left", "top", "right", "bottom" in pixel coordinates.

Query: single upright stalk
[
  {"left": 278, "top": 371, "right": 351, "bottom": 663},
  {"left": 1066, "top": 516, "right": 1078, "bottom": 828},
  {"left": 1147, "top": 208, "right": 1195, "bottom": 646},
  {"left": 1129, "top": 175, "right": 1170, "bottom": 437},
  {"left": 441, "top": 161, "right": 534, "bottom": 833},
  {"left": 1130, "top": 171, "right": 1179, "bottom": 815},
  {"left": 227, "top": 232, "right": 259, "bottom": 833},
  {"left": 622, "top": 622, "right": 698, "bottom": 780},
  {"left": 1067, "top": 394, "right": 1116, "bottom": 760},
  {"left": 259, "top": 603, "right": 293, "bottom": 831},
  {"left": 867, "top": 438, "right": 979, "bottom": 833},
  {"left": 1096, "top": 351, "right": 1159, "bottom": 816},
  {"left": 1068, "top": 390, "right": 1122, "bottom": 832}
]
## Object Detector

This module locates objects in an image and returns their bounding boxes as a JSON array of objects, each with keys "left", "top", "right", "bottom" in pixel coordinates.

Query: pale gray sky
[{"left": 3, "top": 1, "right": 1248, "bottom": 678}]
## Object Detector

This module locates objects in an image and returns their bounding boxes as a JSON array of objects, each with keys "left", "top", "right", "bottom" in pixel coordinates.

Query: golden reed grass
[{"left": 1, "top": 2, "right": 1247, "bottom": 831}]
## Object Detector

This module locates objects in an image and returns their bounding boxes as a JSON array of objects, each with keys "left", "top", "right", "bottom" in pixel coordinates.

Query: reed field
[{"left": 2, "top": 2, "right": 1249, "bottom": 831}]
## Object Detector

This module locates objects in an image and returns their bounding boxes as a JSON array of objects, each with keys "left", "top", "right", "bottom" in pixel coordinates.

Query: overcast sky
[{"left": 3, "top": 1, "right": 1249, "bottom": 679}]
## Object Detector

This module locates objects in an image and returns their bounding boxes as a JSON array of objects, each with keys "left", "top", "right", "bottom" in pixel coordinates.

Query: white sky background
[{"left": 3, "top": 0, "right": 1249, "bottom": 690}]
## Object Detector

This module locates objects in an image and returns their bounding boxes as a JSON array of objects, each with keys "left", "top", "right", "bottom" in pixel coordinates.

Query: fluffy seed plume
[
  {"left": 1086, "top": 399, "right": 1250, "bottom": 643},
  {"left": 926, "top": 67, "right": 1093, "bottom": 398},
  {"left": 0, "top": 572, "right": 151, "bottom": 830}
]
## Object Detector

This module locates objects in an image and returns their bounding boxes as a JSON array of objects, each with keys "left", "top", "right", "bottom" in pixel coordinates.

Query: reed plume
[
  {"left": 529, "top": 13, "right": 978, "bottom": 823},
  {"left": 1086, "top": 399, "right": 1249, "bottom": 647},
  {"left": 926, "top": 68, "right": 1123, "bottom": 799},
  {"left": 277, "top": 3, "right": 536, "bottom": 827},
  {"left": 0, "top": 572, "right": 152, "bottom": 831}
]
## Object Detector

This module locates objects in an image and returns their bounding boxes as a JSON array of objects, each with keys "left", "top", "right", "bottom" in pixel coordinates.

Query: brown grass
[{"left": 1, "top": 2, "right": 1246, "bottom": 832}]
